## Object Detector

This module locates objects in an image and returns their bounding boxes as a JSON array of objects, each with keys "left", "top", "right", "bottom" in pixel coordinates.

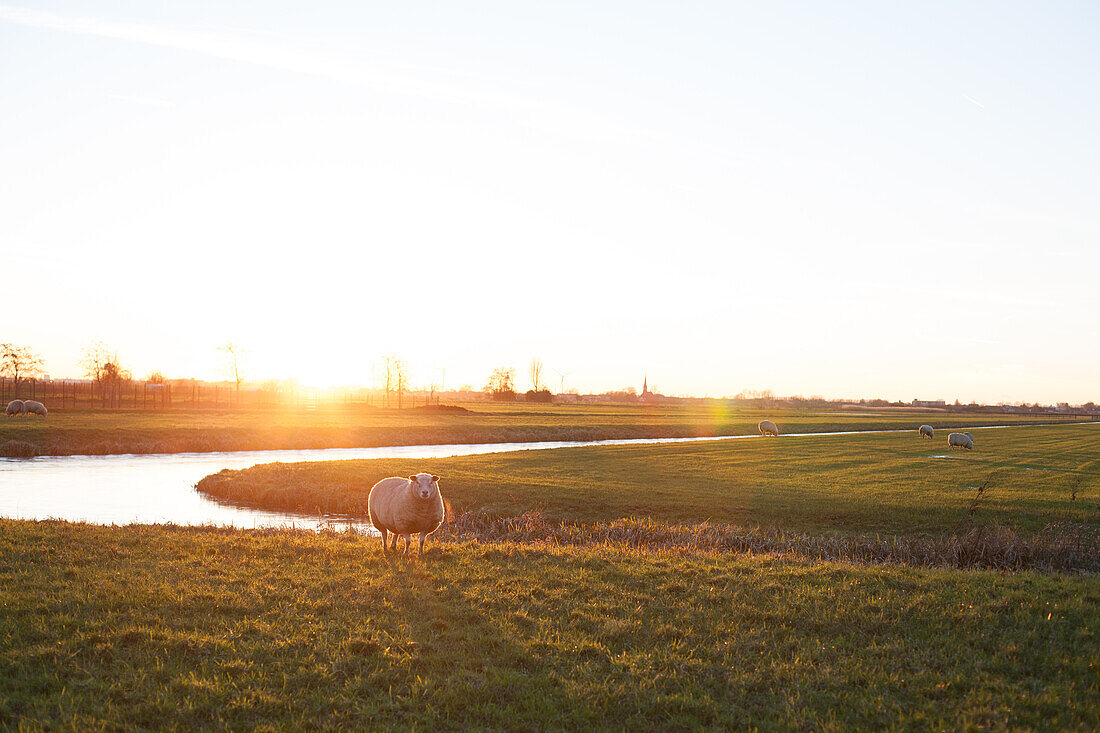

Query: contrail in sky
[
  {"left": 107, "top": 94, "right": 173, "bottom": 108},
  {"left": 0, "top": 3, "right": 649, "bottom": 144},
  {"left": 964, "top": 95, "right": 985, "bottom": 109}
]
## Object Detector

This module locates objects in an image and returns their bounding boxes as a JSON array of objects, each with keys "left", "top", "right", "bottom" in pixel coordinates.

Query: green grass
[
  {"left": 198, "top": 423, "right": 1100, "bottom": 537},
  {"left": 1, "top": 520, "right": 1097, "bottom": 731},
  {"left": 0, "top": 402, "right": 1078, "bottom": 456}
]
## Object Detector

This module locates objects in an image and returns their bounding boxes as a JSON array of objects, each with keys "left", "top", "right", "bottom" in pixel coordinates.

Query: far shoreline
[{"left": 1, "top": 412, "right": 1092, "bottom": 459}]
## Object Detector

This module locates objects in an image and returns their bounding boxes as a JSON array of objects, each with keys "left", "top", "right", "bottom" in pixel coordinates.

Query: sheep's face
[{"left": 409, "top": 473, "right": 440, "bottom": 500}]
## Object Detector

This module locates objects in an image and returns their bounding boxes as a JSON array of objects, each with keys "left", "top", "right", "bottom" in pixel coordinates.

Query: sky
[{"left": 1, "top": 1, "right": 1098, "bottom": 403}]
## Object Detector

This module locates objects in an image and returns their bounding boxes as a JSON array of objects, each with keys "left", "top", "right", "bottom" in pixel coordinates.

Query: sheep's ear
[
  {"left": 409, "top": 475, "right": 418, "bottom": 482},
  {"left": 431, "top": 475, "right": 440, "bottom": 482}
]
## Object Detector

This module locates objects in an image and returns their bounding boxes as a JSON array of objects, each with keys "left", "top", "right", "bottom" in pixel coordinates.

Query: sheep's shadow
[{"left": 373, "top": 550, "right": 581, "bottom": 724}]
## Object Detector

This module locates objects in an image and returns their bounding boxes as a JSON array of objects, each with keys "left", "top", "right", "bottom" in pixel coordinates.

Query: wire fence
[
  {"left": 0, "top": 378, "right": 446, "bottom": 410},
  {"left": 0, "top": 377, "right": 1095, "bottom": 416},
  {"left": 0, "top": 378, "right": 238, "bottom": 410}
]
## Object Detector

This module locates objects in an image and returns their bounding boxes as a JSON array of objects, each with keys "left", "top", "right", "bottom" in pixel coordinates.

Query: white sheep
[
  {"left": 758, "top": 420, "right": 780, "bottom": 437},
  {"left": 5, "top": 400, "right": 24, "bottom": 417},
  {"left": 368, "top": 473, "right": 445, "bottom": 556},
  {"left": 918, "top": 425, "right": 934, "bottom": 439},
  {"left": 22, "top": 400, "right": 47, "bottom": 417},
  {"left": 948, "top": 432, "right": 974, "bottom": 450}
]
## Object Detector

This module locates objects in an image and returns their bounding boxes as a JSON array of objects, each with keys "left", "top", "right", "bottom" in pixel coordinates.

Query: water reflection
[{"left": 0, "top": 438, "right": 750, "bottom": 531}]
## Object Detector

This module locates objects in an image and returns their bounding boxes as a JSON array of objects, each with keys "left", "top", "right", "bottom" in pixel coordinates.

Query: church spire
[{"left": 642, "top": 375, "right": 648, "bottom": 396}]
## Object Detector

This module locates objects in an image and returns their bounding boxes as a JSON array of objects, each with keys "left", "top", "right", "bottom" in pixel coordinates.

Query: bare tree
[
  {"left": 429, "top": 367, "right": 446, "bottom": 405},
  {"left": 378, "top": 355, "right": 408, "bottom": 407},
  {"left": 395, "top": 359, "right": 409, "bottom": 408},
  {"left": 529, "top": 357, "right": 544, "bottom": 392},
  {"left": 219, "top": 342, "right": 245, "bottom": 404},
  {"left": 0, "top": 343, "right": 44, "bottom": 394},
  {"left": 80, "top": 341, "right": 111, "bottom": 383},
  {"left": 485, "top": 367, "right": 516, "bottom": 400},
  {"left": 81, "top": 341, "right": 129, "bottom": 407},
  {"left": 147, "top": 371, "right": 166, "bottom": 384}
]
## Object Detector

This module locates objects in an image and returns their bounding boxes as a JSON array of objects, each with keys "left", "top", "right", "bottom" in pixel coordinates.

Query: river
[{"left": 0, "top": 424, "right": 1052, "bottom": 530}]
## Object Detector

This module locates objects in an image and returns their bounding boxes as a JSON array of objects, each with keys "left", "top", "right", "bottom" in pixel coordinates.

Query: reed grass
[
  {"left": 0, "top": 440, "right": 37, "bottom": 457},
  {"left": 433, "top": 511, "right": 1100, "bottom": 572}
]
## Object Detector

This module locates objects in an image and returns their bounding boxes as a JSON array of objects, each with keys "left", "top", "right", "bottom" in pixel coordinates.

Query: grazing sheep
[
  {"left": 948, "top": 432, "right": 974, "bottom": 451},
  {"left": 5, "top": 400, "right": 24, "bottom": 417},
  {"left": 22, "top": 400, "right": 47, "bottom": 417},
  {"left": 918, "top": 425, "right": 934, "bottom": 439},
  {"left": 758, "top": 420, "right": 780, "bottom": 437},
  {"left": 368, "top": 473, "right": 445, "bottom": 557}
]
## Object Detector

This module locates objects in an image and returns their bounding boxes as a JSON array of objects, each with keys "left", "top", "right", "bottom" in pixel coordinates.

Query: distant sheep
[
  {"left": 368, "top": 473, "right": 445, "bottom": 557},
  {"left": 918, "top": 425, "right": 934, "bottom": 439},
  {"left": 758, "top": 420, "right": 780, "bottom": 437},
  {"left": 5, "top": 400, "right": 24, "bottom": 417},
  {"left": 948, "top": 432, "right": 974, "bottom": 451},
  {"left": 22, "top": 400, "right": 47, "bottom": 417}
]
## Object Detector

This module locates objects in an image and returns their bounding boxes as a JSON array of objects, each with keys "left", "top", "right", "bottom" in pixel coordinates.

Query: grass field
[
  {"left": 6, "top": 423, "right": 1099, "bottom": 728},
  {"left": 198, "top": 423, "right": 1100, "bottom": 537},
  {"left": 1, "top": 520, "right": 1097, "bottom": 731},
  {"left": 0, "top": 402, "right": 1081, "bottom": 456}
]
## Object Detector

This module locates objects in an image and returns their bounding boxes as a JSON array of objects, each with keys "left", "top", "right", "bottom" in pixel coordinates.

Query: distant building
[
  {"left": 911, "top": 398, "right": 947, "bottom": 408},
  {"left": 640, "top": 375, "right": 660, "bottom": 403}
]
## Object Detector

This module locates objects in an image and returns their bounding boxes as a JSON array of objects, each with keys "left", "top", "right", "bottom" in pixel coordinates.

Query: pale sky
[{"left": 1, "top": 1, "right": 1098, "bottom": 403}]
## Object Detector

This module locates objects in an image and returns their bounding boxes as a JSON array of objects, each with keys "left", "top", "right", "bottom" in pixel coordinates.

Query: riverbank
[
  {"left": 0, "top": 404, "right": 1077, "bottom": 457},
  {"left": 2, "top": 519, "right": 1096, "bottom": 730},
  {"left": 197, "top": 424, "right": 1100, "bottom": 536},
  {"left": 195, "top": 424, "right": 1100, "bottom": 572}
]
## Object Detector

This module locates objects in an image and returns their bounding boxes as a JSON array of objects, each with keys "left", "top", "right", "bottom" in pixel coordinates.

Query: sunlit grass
[
  {"left": 1, "top": 520, "right": 1096, "bottom": 730},
  {"left": 197, "top": 424, "right": 1100, "bottom": 537}
]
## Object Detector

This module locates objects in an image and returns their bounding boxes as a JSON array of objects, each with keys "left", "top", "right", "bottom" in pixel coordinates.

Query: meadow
[
  {"left": 5, "top": 421, "right": 1098, "bottom": 729},
  {"left": 1, "top": 520, "right": 1097, "bottom": 731},
  {"left": 198, "top": 424, "right": 1100, "bottom": 538},
  {"left": 0, "top": 401, "right": 1078, "bottom": 456}
]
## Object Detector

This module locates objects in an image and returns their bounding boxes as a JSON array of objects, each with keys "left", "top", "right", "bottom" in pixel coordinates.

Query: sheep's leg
[
  {"left": 389, "top": 533, "right": 399, "bottom": 550},
  {"left": 402, "top": 534, "right": 411, "bottom": 556},
  {"left": 418, "top": 532, "right": 426, "bottom": 556},
  {"left": 379, "top": 528, "right": 389, "bottom": 553}
]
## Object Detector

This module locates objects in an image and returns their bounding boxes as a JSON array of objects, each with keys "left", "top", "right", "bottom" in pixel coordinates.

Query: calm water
[
  {"left": 0, "top": 436, "right": 756, "bottom": 531},
  {"left": 0, "top": 424, "right": 1040, "bottom": 530}
]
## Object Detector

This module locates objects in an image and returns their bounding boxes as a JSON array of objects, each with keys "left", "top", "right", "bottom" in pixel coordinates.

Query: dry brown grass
[
  {"left": 433, "top": 511, "right": 1100, "bottom": 572},
  {"left": 0, "top": 440, "right": 38, "bottom": 457}
]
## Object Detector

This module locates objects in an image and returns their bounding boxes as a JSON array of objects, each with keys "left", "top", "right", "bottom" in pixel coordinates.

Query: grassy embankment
[
  {"left": 1, "top": 520, "right": 1097, "bottom": 730},
  {"left": 0, "top": 402, "right": 1078, "bottom": 457},
  {"left": 197, "top": 424, "right": 1100, "bottom": 567}
]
